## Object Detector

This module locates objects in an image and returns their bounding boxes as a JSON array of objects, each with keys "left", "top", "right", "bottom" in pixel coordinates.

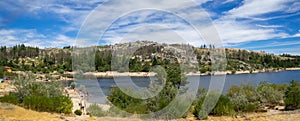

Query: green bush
[
  {"left": 284, "top": 80, "right": 300, "bottom": 110},
  {"left": 211, "top": 95, "right": 235, "bottom": 116},
  {"left": 244, "top": 103, "right": 258, "bottom": 112},
  {"left": 196, "top": 87, "right": 207, "bottom": 99},
  {"left": 53, "top": 96, "right": 73, "bottom": 114},
  {"left": 0, "top": 93, "right": 18, "bottom": 105},
  {"left": 6, "top": 74, "right": 73, "bottom": 114},
  {"left": 257, "top": 82, "right": 284, "bottom": 106},
  {"left": 227, "top": 84, "right": 259, "bottom": 112},
  {"left": 240, "top": 83, "right": 259, "bottom": 103},
  {"left": 86, "top": 103, "right": 107, "bottom": 117},
  {"left": 107, "top": 87, "right": 145, "bottom": 114},
  {"left": 193, "top": 92, "right": 235, "bottom": 119},
  {"left": 193, "top": 97, "right": 207, "bottom": 120},
  {"left": 23, "top": 95, "right": 72, "bottom": 114},
  {"left": 74, "top": 109, "right": 82, "bottom": 116},
  {"left": 200, "top": 67, "right": 208, "bottom": 73}
]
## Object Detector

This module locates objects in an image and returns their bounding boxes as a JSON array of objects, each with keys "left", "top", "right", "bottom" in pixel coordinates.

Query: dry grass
[
  {"left": 180, "top": 111, "right": 300, "bottom": 121},
  {"left": 0, "top": 103, "right": 63, "bottom": 121},
  {"left": 1, "top": 103, "right": 300, "bottom": 121}
]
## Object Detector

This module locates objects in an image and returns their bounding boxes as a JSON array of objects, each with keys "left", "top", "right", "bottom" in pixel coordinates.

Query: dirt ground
[{"left": 180, "top": 110, "right": 300, "bottom": 121}]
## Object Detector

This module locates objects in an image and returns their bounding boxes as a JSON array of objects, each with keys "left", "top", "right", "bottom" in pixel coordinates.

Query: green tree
[{"left": 284, "top": 80, "right": 300, "bottom": 110}]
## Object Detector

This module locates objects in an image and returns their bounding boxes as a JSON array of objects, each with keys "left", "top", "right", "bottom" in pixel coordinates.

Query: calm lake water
[{"left": 73, "top": 70, "right": 300, "bottom": 104}]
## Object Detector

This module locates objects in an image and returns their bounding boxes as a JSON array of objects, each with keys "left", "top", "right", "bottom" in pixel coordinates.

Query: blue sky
[{"left": 0, "top": 0, "right": 299, "bottom": 55}]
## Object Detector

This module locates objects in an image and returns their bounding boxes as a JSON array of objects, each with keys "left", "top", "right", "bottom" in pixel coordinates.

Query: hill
[{"left": 0, "top": 41, "right": 299, "bottom": 75}]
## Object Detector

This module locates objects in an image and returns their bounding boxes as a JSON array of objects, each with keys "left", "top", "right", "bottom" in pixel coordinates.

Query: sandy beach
[
  {"left": 187, "top": 67, "right": 300, "bottom": 76},
  {"left": 63, "top": 67, "right": 300, "bottom": 79},
  {"left": 65, "top": 71, "right": 156, "bottom": 78}
]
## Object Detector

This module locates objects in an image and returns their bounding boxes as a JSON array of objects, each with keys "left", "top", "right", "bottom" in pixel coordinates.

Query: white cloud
[
  {"left": 102, "top": 22, "right": 206, "bottom": 46},
  {"left": 222, "top": 0, "right": 235, "bottom": 4},
  {"left": 213, "top": 18, "right": 287, "bottom": 44},
  {"left": 0, "top": 29, "right": 74, "bottom": 48},
  {"left": 246, "top": 40, "right": 300, "bottom": 50},
  {"left": 261, "top": 47, "right": 300, "bottom": 55},
  {"left": 287, "top": 2, "right": 300, "bottom": 13},
  {"left": 292, "top": 30, "right": 300, "bottom": 37},
  {"left": 75, "top": 0, "right": 216, "bottom": 47},
  {"left": 73, "top": 0, "right": 299, "bottom": 48},
  {"left": 0, "top": 0, "right": 298, "bottom": 49},
  {"left": 226, "top": 0, "right": 293, "bottom": 18},
  {"left": 256, "top": 24, "right": 283, "bottom": 28},
  {"left": 0, "top": 0, "right": 103, "bottom": 32},
  {"left": 205, "top": 0, "right": 299, "bottom": 45}
]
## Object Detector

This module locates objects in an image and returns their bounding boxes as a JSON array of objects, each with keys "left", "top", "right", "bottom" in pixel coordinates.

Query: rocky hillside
[{"left": 0, "top": 41, "right": 299, "bottom": 74}]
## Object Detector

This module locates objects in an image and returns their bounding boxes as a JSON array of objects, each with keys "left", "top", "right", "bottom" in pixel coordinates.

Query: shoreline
[
  {"left": 63, "top": 67, "right": 300, "bottom": 79},
  {"left": 187, "top": 67, "right": 300, "bottom": 76}
]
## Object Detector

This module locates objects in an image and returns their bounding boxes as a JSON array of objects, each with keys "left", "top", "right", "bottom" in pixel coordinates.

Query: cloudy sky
[{"left": 0, "top": 0, "right": 299, "bottom": 55}]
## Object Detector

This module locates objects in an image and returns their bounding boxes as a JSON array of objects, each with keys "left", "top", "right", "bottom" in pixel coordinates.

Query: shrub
[
  {"left": 0, "top": 93, "right": 18, "bottom": 105},
  {"left": 211, "top": 95, "right": 235, "bottom": 116},
  {"left": 284, "top": 80, "right": 300, "bottom": 110},
  {"left": 7, "top": 74, "right": 73, "bottom": 114},
  {"left": 196, "top": 87, "right": 207, "bottom": 99},
  {"left": 227, "top": 84, "right": 259, "bottom": 112},
  {"left": 272, "top": 83, "right": 287, "bottom": 92},
  {"left": 23, "top": 95, "right": 72, "bottom": 114},
  {"left": 86, "top": 103, "right": 107, "bottom": 117},
  {"left": 200, "top": 67, "right": 208, "bottom": 73},
  {"left": 244, "top": 103, "right": 258, "bottom": 112},
  {"left": 231, "top": 70, "right": 236, "bottom": 74},
  {"left": 193, "top": 97, "right": 207, "bottom": 120},
  {"left": 107, "top": 87, "right": 145, "bottom": 113},
  {"left": 54, "top": 96, "right": 73, "bottom": 114},
  {"left": 74, "top": 109, "right": 82, "bottom": 116},
  {"left": 193, "top": 92, "right": 235, "bottom": 119},
  {"left": 240, "top": 83, "right": 259, "bottom": 103},
  {"left": 257, "top": 82, "right": 284, "bottom": 106},
  {"left": 228, "top": 91, "right": 248, "bottom": 112}
]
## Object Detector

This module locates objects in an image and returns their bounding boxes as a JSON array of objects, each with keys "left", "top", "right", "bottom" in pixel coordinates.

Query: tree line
[{"left": 0, "top": 44, "right": 300, "bottom": 74}]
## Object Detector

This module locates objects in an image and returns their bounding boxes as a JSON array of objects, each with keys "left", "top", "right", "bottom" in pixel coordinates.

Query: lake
[{"left": 72, "top": 70, "right": 300, "bottom": 104}]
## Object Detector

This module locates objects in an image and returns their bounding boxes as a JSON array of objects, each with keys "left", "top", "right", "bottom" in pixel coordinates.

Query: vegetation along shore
[{"left": 0, "top": 41, "right": 300, "bottom": 120}]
